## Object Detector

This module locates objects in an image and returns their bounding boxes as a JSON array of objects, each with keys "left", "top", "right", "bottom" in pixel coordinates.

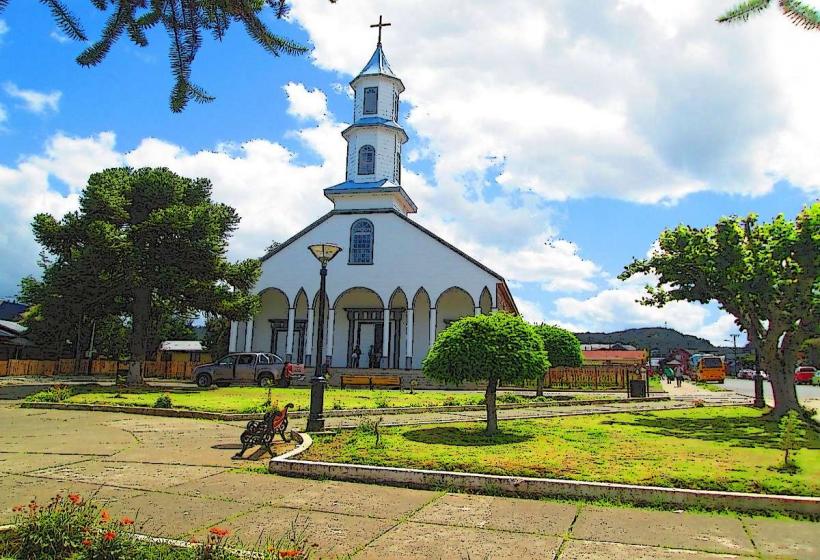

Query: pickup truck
[{"left": 192, "top": 352, "right": 285, "bottom": 388}]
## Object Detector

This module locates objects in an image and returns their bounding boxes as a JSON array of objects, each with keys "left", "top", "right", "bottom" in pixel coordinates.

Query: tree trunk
[
  {"left": 127, "top": 286, "right": 150, "bottom": 386},
  {"left": 769, "top": 371, "right": 800, "bottom": 419},
  {"left": 485, "top": 375, "right": 498, "bottom": 435},
  {"left": 536, "top": 374, "right": 544, "bottom": 397}
]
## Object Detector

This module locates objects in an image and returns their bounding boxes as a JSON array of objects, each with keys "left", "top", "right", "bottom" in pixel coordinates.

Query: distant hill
[{"left": 574, "top": 327, "right": 729, "bottom": 357}]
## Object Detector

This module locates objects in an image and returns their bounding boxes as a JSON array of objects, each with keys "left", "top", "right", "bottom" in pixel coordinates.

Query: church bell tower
[{"left": 324, "top": 16, "right": 417, "bottom": 215}]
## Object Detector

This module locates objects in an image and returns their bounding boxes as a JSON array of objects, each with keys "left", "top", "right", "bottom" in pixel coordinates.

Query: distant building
[
  {"left": 582, "top": 349, "right": 647, "bottom": 366},
  {"left": 0, "top": 319, "right": 30, "bottom": 360},
  {"left": 158, "top": 341, "right": 211, "bottom": 363},
  {"left": 581, "top": 343, "right": 637, "bottom": 351}
]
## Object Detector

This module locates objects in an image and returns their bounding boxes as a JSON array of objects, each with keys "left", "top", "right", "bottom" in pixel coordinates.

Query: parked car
[
  {"left": 794, "top": 366, "right": 817, "bottom": 385},
  {"left": 736, "top": 369, "right": 768, "bottom": 380},
  {"left": 192, "top": 352, "right": 285, "bottom": 388}
]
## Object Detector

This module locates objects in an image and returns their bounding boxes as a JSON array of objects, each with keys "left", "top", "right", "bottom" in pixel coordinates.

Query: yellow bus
[{"left": 696, "top": 355, "right": 726, "bottom": 383}]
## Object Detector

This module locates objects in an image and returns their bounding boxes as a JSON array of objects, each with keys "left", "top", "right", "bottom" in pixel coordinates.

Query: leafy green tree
[
  {"left": 621, "top": 203, "right": 819, "bottom": 418},
  {"left": 0, "top": 1, "right": 308, "bottom": 112},
  {"left": 800, "top": 338, "right": 820, "bottom": 366},
  {"left": 202, "top": 314, "right": 231, "bottom": 358},
  {"left": 30, "top": 167, "right": 261, "bottom": 385},
  {"left": 533, "top": 324, "right": 583, "bottom": 396},
  {"left": 717, "top": 0, "right": 820, "bottom": 31},
  {"left": 422, "top": 312, "right": 549, "bottom": 434},
  {"left": 778, "top": 410, "right": 806, "bottom": 466}
]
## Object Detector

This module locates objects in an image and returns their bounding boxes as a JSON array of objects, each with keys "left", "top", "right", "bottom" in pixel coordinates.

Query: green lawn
[
  {"left": 303, "top": 406, "right": 820, "bottom": 496},
  {"left": 48, "top": 385, "right": 616, "bottom": 413}
]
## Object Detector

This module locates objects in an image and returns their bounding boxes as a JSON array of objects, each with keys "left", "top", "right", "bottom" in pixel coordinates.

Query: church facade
[{"left": 228, "top": 35, "right": 518, "bottom": 378}]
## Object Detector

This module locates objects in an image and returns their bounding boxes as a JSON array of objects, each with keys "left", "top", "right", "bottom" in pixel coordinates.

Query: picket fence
[
  {"left": 544, "top": 365, "right": 643, "bottom": 389},
  {"left": 0, "top": 359, "right": 196, "bottom": 380}
]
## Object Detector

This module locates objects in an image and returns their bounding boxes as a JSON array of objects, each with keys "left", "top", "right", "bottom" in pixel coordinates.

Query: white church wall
[
  {"left": 352, "top": 76, "right": 399, "bottom": 122},
  {"left": 256, "top": 212, "right": 499, "bottom": 310},
  {"left": 331, "top": 192, "right": 406, "bottom": 213}
]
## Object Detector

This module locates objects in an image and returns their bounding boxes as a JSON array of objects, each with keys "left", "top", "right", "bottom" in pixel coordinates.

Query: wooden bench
[
  {"left": 341, "top": 374, "right": 402, "bottom": 390},
  {"left": 232, "top": 403, "right": 293, "bottom": 459}
]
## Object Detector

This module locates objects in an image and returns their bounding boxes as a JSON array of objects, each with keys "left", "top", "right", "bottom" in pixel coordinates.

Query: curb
[
  {"left": 269, "top": 455, "right": 820, "bottom": 517},
  {"left": 19, "top": 395, "right": 670, "bottom": 421}
]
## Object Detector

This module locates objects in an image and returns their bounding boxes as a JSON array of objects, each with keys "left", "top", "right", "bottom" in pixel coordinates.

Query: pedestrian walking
[
  {"left": 664, "top": 365, "right": 674, "bottom": 385},
  {"left": 675, "top": 365, "right": 684, "bottom": 387}
]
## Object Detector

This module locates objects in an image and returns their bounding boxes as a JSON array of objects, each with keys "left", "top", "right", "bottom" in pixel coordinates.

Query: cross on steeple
[{"left": 370, "top": 15, "right": 391, "bottom": 45}]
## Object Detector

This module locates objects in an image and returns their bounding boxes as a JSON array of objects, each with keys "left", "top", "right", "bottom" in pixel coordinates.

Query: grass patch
[
  {"left": 54, "top": 386, "right": 616, "bottom": 413},
  {"left": 303, "top": 406, "right": 820, "bottom": 496},
  {"left": 695, "top": 382, "right": 729, "bottom": 392}
]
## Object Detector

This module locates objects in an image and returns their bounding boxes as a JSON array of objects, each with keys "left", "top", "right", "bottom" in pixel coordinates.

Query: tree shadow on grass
[
  {"left": 401, "top": 426, "right": 533, "bottom": 446},
  {"left": 602, "top": 413, "right": 820, "bottom": 450}
]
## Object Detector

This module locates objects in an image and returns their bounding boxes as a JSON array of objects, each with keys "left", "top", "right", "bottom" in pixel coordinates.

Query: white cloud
[
  {"left": 0, "top": 20, "right": 8, "bottom": 42},
  {"left": 4, "top": 82, "right": 62, "bottom": 114},
  {"left": 283, "top": 82, "right": 329, "bottom": 122},
  {"left": 545, "top": 273, "right": 744, "bottom": 345},
  {"left": 0, "top": 103, "right": 7, "bottom": 126},
  {"left": 49, "top": 31, "right": 70, "bottom": 44},
  {"left": 288, "top": 0, "right": 820, "bottom": 203}
]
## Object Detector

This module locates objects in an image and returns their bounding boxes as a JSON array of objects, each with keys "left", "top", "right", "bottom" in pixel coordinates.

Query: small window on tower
[
  {"left": 363, "top": 87, "right": 378, "bottom": 115},
  {"left": 358, "top": 145, "right": 375, "bottom": 175},
  {"left": 393, "top": 91, "right": 399, "bottom": 120}
]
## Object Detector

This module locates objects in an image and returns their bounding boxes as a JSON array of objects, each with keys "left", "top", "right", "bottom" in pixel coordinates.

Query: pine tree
[
  {"left": 717, "top": 0, "right": 820, "bottom": 31},
  {"left": 0, "top": 1, "right": 309, "bottom": 112},
  {"left": 778, "top": 410, "right": 806, "bottom": 466}
]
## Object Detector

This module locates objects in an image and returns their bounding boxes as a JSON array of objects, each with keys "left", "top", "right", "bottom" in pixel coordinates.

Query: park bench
[
  {"left": 232, "top": 403, "right": 293, "bottom": 459},
  {"left": 340, "top": 374, "right": 402, "bottom": 390}
]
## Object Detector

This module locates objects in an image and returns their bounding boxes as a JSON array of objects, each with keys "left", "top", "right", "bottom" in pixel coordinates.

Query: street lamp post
[{"left": 306, "top": 243, "right": 342, "bottom": 432}]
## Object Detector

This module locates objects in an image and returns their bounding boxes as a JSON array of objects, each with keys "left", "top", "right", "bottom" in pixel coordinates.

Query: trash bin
[{"left": 629, "top": 379, "right": 647, "bottom": 398}]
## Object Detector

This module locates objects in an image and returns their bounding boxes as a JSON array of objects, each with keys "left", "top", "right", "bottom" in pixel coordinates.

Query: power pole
[{"left": 727, "top": 334, "right": 740, "bottom": 375}]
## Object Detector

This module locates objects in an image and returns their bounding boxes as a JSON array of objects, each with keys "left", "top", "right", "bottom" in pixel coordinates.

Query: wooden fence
[
  {"left": 0, "top": 359, "right": 196, "bottom": 380},
  {"left": 544, "top": 365, "right": 643, "bottom": 390}
]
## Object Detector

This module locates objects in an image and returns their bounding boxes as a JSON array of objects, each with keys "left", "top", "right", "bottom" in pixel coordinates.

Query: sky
[{"left": 0, "top": 1, "right": 817, "bottom": 345}]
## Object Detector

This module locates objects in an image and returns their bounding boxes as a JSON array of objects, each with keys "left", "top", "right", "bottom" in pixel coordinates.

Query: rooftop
[{"left": 159, "top": 340, "right": 204, "bottom": 352}]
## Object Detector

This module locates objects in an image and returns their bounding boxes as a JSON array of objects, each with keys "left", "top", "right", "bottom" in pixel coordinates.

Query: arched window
[
  {"left": 349, "top": 219, "right": 374, "bottom": 265},
  {"left": 358, "top": 145, "right": 375, "bottom": 175}
]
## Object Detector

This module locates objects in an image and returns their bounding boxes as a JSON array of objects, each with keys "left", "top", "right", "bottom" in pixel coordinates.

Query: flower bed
[{"left": 0, "top": 492, "right": 312, "bottom": 559}]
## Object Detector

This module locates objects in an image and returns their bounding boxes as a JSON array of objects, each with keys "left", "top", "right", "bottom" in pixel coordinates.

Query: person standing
[
  {"left": 675, "top": 365, "right": 684, "bottom": 388},
  {"left": 663, "top": 365, "right": 674, "bottom": 385}
]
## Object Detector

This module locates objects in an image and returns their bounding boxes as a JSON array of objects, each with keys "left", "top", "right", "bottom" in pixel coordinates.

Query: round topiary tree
[
  {"left": 422, "top": 312, "right": 549, "bottom": 434},
  {"left": 533, "top": 324, "right": 583, "bottom": 396}
]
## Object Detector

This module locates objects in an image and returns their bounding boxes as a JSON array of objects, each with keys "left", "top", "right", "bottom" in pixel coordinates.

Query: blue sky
[{"left": 0, "top": 1, "right": 817, "bottom": 344}]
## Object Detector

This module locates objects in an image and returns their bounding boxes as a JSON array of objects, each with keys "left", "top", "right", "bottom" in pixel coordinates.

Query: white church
[{"left": 228, "top": 28, "right": 518, "bottom": 382}]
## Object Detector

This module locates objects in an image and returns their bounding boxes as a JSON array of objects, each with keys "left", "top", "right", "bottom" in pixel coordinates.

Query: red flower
[
  {"left": 103, "top": 530, "right": 117, "bottom": 542},
  {"left": 208, "top": 527, "right": 230, "bottom": 538},
  {"left": 100, "top": 509, "right": 110, "bottom": 522},
  {"left": 279, "top": 550, "right": 302, "bottom": 558},
  {"left": 68, "top": 493, "right": 82, "bottom": 505},
  {"left": 82, "top": 538, "right": 92, "bottom": 547},
  {"left": 120, "top": 516, "right": 134, "bottom": 526}
]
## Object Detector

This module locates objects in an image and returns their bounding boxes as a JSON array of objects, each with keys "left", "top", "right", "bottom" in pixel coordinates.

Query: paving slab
[
  {"left": 0, "top": 451, "right": 99, "bottom": 474},
  {"left": 743, "top": 517, "right": 820, "bottom": 560},
  {"left": 105, "top": 490, "right": 256, "bottom": 539},
  {"left": 0, "top": 474, "right": 140, "bottom": 523},
  {"left": 411, "top": 492, "right": 578, "bottom": 536},
  {"left": 572, "top": 506, "right": 755, "bottom": 555},
  {"left": 279, "top": 479, "right": 439, "bottom": 520},
  {"left": 28, "top": 459, "right": 226, "bottom": 491},
  {"left": 197, "top": 505, "right": 395, "bottom": 558},
  {"left": 171, "top": 471, "right": 325, "bottom": 505},
  {"left": 357, "top": 520, "right": 563, "bottom": 560},
  {"left": 0, "top": 408, "right": 134, "bottom": 454},
  {"left": 559, "top": 539, "right": 749, "bottom": 560}
]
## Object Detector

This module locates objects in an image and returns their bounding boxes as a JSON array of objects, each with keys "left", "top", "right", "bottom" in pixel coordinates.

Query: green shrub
[
  {"left": 373, "top": 396, "right": 389, "bottom": 409},
  {"left": 442, "top": 395, "right": 458, "bottom": 407},
  {"left": 153, "top": 393, "right": 172, "bottom": 409},
  {"left": 355, "top": 417, "right": 384, "bottom": 447},
  {"left": 779, "top": 410, "right": 806, "bottom": 467},
  {"left": 25, "top": 384, "right": 73, "bottom": 403},
  {"left": 331, "top": 399, "right": 343, "bottom": 410}
]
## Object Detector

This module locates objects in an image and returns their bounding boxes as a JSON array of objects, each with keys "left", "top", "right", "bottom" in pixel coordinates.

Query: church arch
[
  {"left": 333, "top": 287, "right": 387, "bottom": 368},
  {"left": 479, "top": 286, "right": 493, "bottom": 314},
  {"left": 349, "top": 218, "right": 374, "bottom": 265},
  {"left": 434, "top": 287, "right": 475, "bottom": 334},
  {"left": 358, "top": 145, "right": 376, "bottom": 175},
  {"left": 254, "top": 288, "right": 290, "bottom": 355},
  {"left": 411, "top": 288, "right": 432, "bottom": 369}
]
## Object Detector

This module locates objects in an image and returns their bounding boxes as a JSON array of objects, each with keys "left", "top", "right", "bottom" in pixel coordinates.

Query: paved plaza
[{"left": 0, "top": 395, "right": 817, "bottom": 559}]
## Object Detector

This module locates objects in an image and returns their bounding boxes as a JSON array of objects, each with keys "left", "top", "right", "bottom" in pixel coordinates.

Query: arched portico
[
  {"left": 248, "top": 288, "right": 290, "bottom": 356},
  {"left": 435, "top": 287, "right": 475, "bottom": 334}
]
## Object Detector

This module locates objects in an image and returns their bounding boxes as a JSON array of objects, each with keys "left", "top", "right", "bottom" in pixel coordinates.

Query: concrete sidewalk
[{"left": 0, "top": 402, "right": 816, "bottom": 559}]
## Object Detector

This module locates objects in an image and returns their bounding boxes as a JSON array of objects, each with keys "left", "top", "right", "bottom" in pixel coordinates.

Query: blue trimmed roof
[
  {"left": 324, "top": 179, "right": 390, "bottom": 193},
  {"left": 357, "top": 44, "right": 396, "bottom": 79},
  {"left": 342, "top": 117, "right": 408, "bottom": 143}
]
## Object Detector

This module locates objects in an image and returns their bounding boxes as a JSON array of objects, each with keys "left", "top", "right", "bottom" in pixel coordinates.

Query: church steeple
[{"left": 324, "top": 17, "right": 416, "bottom": 215}]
